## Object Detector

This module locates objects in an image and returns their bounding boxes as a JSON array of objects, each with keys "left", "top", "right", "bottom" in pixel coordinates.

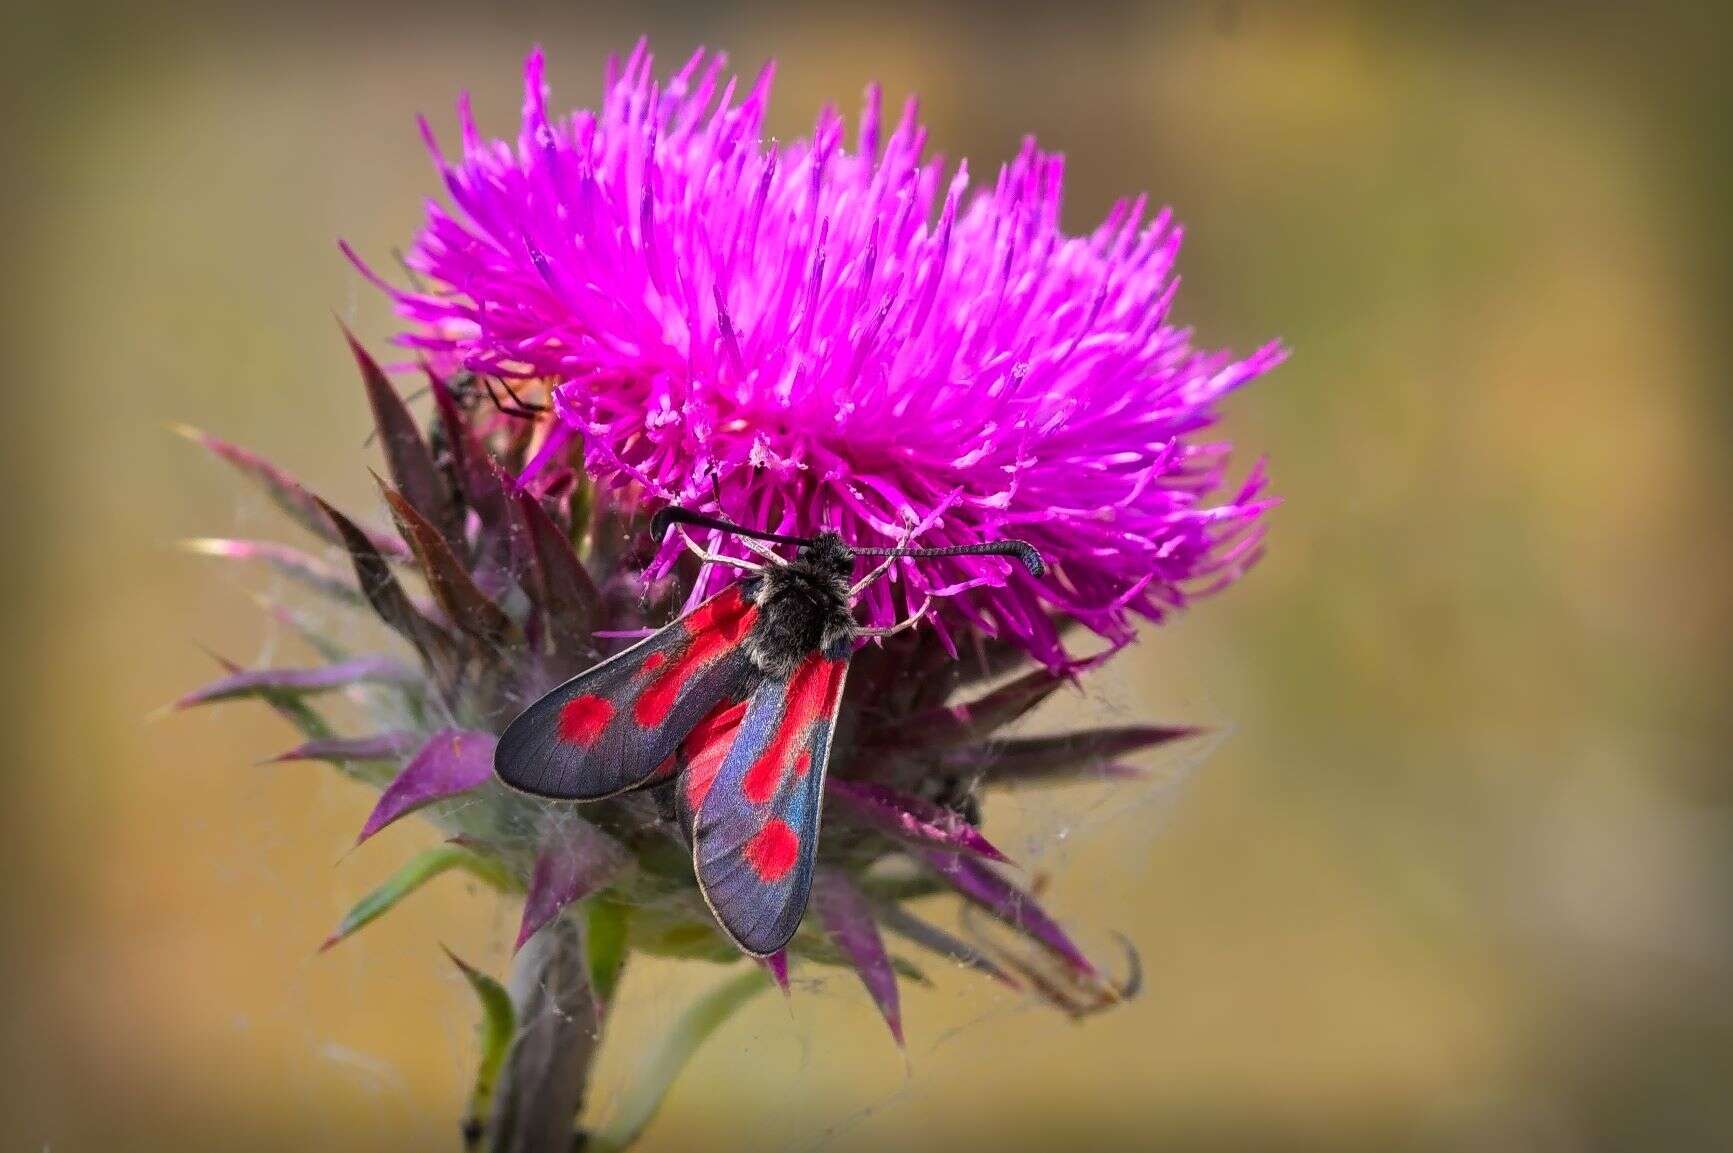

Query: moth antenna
[
  {"left": 650, "top": 506, "right": 815, "bottom": 549},
  {"left": 853, "top": 540, "right": 1046, "bottom": 578}
]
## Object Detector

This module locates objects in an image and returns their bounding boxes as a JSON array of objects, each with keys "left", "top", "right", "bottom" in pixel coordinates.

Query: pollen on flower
[{"left": 358, "top": 40, "right": 1284, "bottom": 668}]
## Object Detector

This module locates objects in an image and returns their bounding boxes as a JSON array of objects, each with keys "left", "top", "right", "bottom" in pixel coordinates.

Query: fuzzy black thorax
[{"left": 744, "top": 532, "right": 857, "bottom": 677}]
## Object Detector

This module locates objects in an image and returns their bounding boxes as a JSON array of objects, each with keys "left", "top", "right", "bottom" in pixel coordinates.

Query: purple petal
[
  {"left": 267, "top": 731, "right": 423, "bottom": 764},
  {"left": 355, "top": 729, "right": 497, "bottom": 845},
  {"left": 175, "top": 656, "right": 417, "bottom": 709},
  {"left": 514, "top": 819, "right": 626, "bottom": 951},
  {"left": 920, "top": 850, "right": 1095, "bottom": 976},
  {"left": 367, "top": 48, "right": 1282, "bottom": 668},
  {"left": 812, "top": 869, "right": 902, "bottom": 1045},
  {"left": 827, "top": 778, "right": 1009, "bottom": 863}
]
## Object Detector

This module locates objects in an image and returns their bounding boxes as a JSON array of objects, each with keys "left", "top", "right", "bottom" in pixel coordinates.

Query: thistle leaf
[
  {"left": 516, "top": 491, "right": 601, "bottom": 665},
  {"left": 345, "top": 330, "right": 462, "bottom": 548},
  {"left": 625, "top": 919, "right": 739, "bottom": 963},
  {"left": 316, "top": 496, "right": 460, "bottom": 694},
  {"left": 812, "top": 869, "right": 902, "bottom": 1045},
  {"left": 874, "top": 904, "right": 1020, "bottom": 988},
  {"left": 378, "top": 479, "right": 515, "bottom": 648},
  {"left": 865, "top": 664, "right": 1075, "bottom": 748},
  {"left": 192, "top": 649, "right": 334, "bottom": 742},
  {"left": 919, "top": 850, "right": 1096, "bottom": 975},
  {"left": 426, "top": 369, "right": 476, "bottom": 487},
  {"left": 266, "top": 730, "right": 423, "bottom": 764},
  {"left": 827, "top": 778, "right": 1010, "bottom": 863},
  {"left": 443, "top": 947, "right": 515, "bottom": 1150},
  {"left": 515, "top": 820, "right": 628, "bottom": 952},
  {"left": 176, "top": 424, "right": 408, "bottom": 558},
  {"left": 319, "top": 845, "right": 513, "bottom": 952},
  {"left": 428, "top": 374, "right": 529, "bottom": 582},
  {"left": 174, "top": 655, "right": 417, "bottom": 709},
  {"left": 354, "top": 729, "right": 497, "bottom": 846},
  {"left": 584, "top": 898, "right": 631, "bottom": 1009},
  {"left": 479, "top": 456, "right": 537, "bottom": 585},
  {"left": 949, "top": 725, "right": 1202, "bottom": 786}
]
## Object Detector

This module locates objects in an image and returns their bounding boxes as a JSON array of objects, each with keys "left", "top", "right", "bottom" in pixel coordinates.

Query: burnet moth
[{"left": 494, "top": 507, "right": 1045, "bottom": 957}]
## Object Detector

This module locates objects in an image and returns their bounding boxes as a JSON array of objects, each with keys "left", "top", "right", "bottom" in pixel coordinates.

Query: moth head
[{"left": 795, "top": 532, "right": 856, "bottom": 579}]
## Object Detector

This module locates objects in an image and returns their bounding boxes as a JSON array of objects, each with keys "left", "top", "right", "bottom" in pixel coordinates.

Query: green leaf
[
  {"left": 625, "top": 920, "right": 739, "bottom": 963},
  {"left": 319, "top": 845, "right": 513, "bottom": 952},
  {"left": 443, "top": 947, "right": 515, "bottom": 1149},
  {"left": 585, "top": 898, "right": 630, "bottom": 1008},
  {"left": 586, "top": 968, "right": 773, "bottom": 1153}
]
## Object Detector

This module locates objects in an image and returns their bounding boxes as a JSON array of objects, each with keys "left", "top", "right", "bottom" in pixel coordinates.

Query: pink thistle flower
[{"left": 359, "top": 43, "right": 1283, "bottom": 666}]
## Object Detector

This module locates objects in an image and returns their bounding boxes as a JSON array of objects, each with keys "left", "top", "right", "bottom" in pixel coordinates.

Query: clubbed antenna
[
  {"left": 650, "top": 506, "right": 815, "bottom": 548},
  {"left": 853, "top": 540, "right": 1047, "bottom": 578}
]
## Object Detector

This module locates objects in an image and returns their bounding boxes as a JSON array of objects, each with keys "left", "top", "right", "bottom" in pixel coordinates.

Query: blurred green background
[{"left": 6, "top": 2, "right": 1731, "bottom": 1150}]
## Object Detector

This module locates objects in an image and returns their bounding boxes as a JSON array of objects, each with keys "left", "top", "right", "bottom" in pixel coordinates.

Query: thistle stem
[{"left": 485, "top": 918, "right": 602, "bottom": 1153}]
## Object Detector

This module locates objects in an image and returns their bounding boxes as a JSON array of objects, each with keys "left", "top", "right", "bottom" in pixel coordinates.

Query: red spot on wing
[
  {"left": 642, "top": 651, "right": 668, "bottom": 673},
  {"left": 635, "top": 586, "right": 755, "bottom": 727},
  {"left": 793, "top": 749, "right": 812, "bottom": 778},
  {"left": 744, "top": 818, "right": 800, "bottom": 882},
  {"left": 681, "top": 700, "right": 748, "bottom": 813},
  {"left": 742, "top": 657, "right": 842, "bottom": 805},
  {"left": 557, "top": 695, "right": 613, "bottom": 746}
]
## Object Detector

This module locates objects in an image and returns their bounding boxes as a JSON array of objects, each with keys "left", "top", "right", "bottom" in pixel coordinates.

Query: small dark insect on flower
[
  {"left": 494, "top": 507, "right": 1045, "bottom": 956},
  {"left": 367, "top": 371, "right": 547, "bottom": 463}
]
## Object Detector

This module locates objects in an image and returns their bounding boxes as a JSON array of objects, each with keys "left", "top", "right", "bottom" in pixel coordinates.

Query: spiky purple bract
[{"left": 363, "top": 43, "right": 1282, "bottom": 666}]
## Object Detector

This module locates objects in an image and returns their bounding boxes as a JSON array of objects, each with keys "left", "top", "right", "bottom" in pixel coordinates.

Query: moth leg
[
  {"left": 856, "top": 595, "right": 934, "bottom": 638},
  {"left": 678, "top": 530, "right": 764, "bottom": 573},
  {"left": 483, "top": 376, "right": 548, "bottom": 420},
  {"left": 734, "top": 536, "right": 790, "bottom": 567},
  {"left": 849, "top": 553, "right": 901, "bottom": 597}
]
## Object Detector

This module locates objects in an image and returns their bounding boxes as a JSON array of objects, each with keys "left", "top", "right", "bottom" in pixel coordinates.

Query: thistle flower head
[
  {"left": 362, "top": 44, "right": 1283, "bottom": 666},
  {"left": 183, "top": 41, "right": 1282, "bottom": 1146},
  {"left": 180, "top": 340, "right": 1169, "bottom": 1036}
]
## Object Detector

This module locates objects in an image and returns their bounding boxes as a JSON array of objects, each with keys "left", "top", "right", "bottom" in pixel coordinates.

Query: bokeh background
[{"left": 6, "top": 2, "right": 1731, "bottom": 1150}]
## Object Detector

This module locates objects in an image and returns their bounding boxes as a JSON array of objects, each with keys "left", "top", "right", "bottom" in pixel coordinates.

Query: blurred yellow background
[{"left": 6, "top": 3, "right": 1731, "bottom": 1150}]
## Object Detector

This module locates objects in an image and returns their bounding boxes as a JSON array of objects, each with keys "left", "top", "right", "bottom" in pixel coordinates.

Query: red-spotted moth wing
[
  {"left": 494, "top": 584, "right": 762, "bottom": 800},
  {"left": 684, "top": 651, "right": 850, "bottom": 956}
]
